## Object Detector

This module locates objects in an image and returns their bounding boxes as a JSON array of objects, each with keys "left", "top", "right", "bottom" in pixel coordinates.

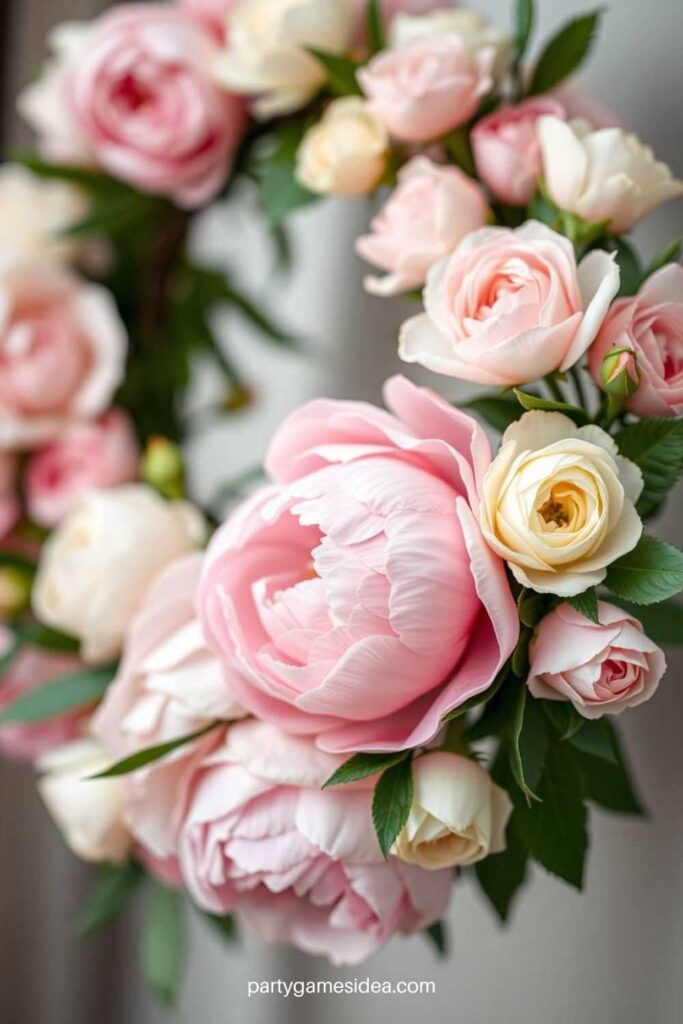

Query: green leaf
[
  {"left": 91, "top": 722, "right": 220, "bottom": 778},
  {"left": 615, "top": 418, "right": 683, "bottom": 518},
  {"left": 308, "top": 48, "right": 362, "bottom": 97},
  {"left": 203, "top": 913, "right": 238, "bottom": 943},
  {"left": 423, "top": 921, "right": 448, "bottom": 957},
  {"left": 15, "top": 153, "right": 133, "bottom": 196},
  {"left": 77, "top": 861, "right": 143, "bottom": 938},
  {"left": 0, "top": 551, "right": 35, "bottom": 571},
  {"left": 14, "top": 623, "right": 80, "bottom": 654},
  {"left": 527, "top": 10, "right": 603, "bottom": 96},
  {"left": 514, "top": 389, "right": 590, "bottom": 425},
  {"left": 567, "top": 718, "right": 618, "bottom": 765},
  {"left": 0, "top": 666, "right": 115, "bottom": 725},
  {"left": 605, "top": 535, "right": 683, "bottom": 605},
  {"left": 371, "top": 759, "right": 414, "bottom": 859},
  {"left": 140, "top": 885, "right": 186, "bottom": 1007},
  {"left": 611, "top": 238, "right": 643, "bottom": 297},
  {"left": 255, "top": 125, "right": 319, "bottom": 227},
  {"left": 510, "top": 687, "right": 549, "bottom": 801},
  {"left": 444, "top": 129, "right": 477, "bottom": 179},
  {"left": 366, "top": 0, "right": 385, "bottom": 54},
  {"left": 566, "top": 588, "right": 600, "bottom": 624},
  {"left": 517, "top": 588, "right": 547, "bottom": 628},
  {"left": 542, "top": 700, "right": 586, "bottom": 740},
  {"left": 511, "top": 629, "right": 532, "bottom": 678},
  {"left": 461, "top": 394, "right": 524, "bottom": 433},
  {"left": 223, "top": 286, "right": 302, "bottom": 349},
  {"left": 465, "top": 674, "right": 519, "bottom": 742},
  {"left": 605, "top": 595, "right": 683, "bottom": 645},
  {"left": 513, "top": 743, "right": 588, "bottom": 889},
  {"left": 528, "top": 190, "right": 562, "bottom": 228},
  {"left": 323, "top": 750, "right": 410, "bottom": 788},
  {"left": 515, "top": 0, "right": 535, "bottom": 65},
  {"left": 570, "top": 729, "right": 644, "bottom": 815},
  {"left": 476, "top": 814, "right": 529, "bottom": 922},
  {"left": 641, "top": 238, "right": 682, "bottom": 283}
]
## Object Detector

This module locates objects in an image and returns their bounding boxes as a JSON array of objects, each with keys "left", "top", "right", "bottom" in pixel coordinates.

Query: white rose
[
  {"left": 295, "top": 97, "right": 388, "bottom": 196},
  {"left": 33, "top": 485, "right": 206, "bottom": 663},
  {"left": 390, "top": 8, "right": 513, "bottom": 78},
  {"left": 0, "top": 165, "right": 88, "bottom": 270},
  {"left": 480, "top": 411, "right": 643, "bottom": 597},
  {"left": 38, "top": 738, "right": 131, "bottom": 864},
  {"left": 538, "top": 116, "right": 683, "bottom": 232},
  {"left": 392, "top": 751, "right": 511, "bottom": 870},
  {"left": 213, "top": 0, "right": 354, "bottom": 119}
]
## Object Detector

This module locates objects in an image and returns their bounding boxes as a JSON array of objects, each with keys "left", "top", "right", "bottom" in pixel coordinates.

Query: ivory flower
[
  {"left": 393, "top": 752, "right": 511, "bottom": 869},
  {"left": 295, "top": 98, "right": 388, "bottom": 197},
  {"left": 538, "top": 116, "right": 683, "bottom": 232},
  {"left": 0, "top": 165, "right": 88, "bottom": 270},
  {"left": 480, "top": 412, "right": 643, "bottom": 597}
]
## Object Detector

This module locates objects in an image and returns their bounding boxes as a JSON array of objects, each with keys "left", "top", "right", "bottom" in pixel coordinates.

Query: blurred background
[{"left": 1, "top": 1, "right": 682, "bottom": 1022}]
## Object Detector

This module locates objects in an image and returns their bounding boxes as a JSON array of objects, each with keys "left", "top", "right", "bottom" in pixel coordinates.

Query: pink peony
[
  {"left": 356, "top": 156, "right": 489, "bottom": 296},
  {"left": 528, "top": 602, "right": 665, "bottom": 718},
  {"left": 0, "top": 630, "right": 86, "bottom": 760},
  {"left": 20, "top": 5, "right": 246, "bottom": 209},
  {"left": 471, "top": 97, "right": 565, "bottom": 207},
  {"left": 26, "top": 410, "right": 140, "bottom": 528},
  {"left": 198, "top": 375, "right": 518, "bottom": 753},
  {"left": 93, "top": 554, "right": 244, "bottom": 858},
  {"left": 588, "top": 264, "right": 683, "bottom": 418},
  {"left": 399, "top": 221, "right": 620, "bottom": 387},
  {"left": 358, "top": 34, "right": 494, "bottom": 143},
  {"left": 0, "top": 264, "right": 127, "bottom": 449},
  {"left": 178, "top": 719, "right": 453, "bottom": 964}
]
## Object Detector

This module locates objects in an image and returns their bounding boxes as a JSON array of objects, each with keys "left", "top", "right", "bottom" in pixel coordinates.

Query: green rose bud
[
  {"left": 140, "top": 437, "right": 186, "bottom": 500},
  {"left": 601, "top": 347, "right": 641, "bottom": 400}
]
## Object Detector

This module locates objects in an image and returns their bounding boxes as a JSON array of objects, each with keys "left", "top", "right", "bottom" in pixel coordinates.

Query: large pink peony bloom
[
  {"left": 20, "top": 5, "right": 246, "bottom": 209},
  {"left": 198, "top": 375, "right": 518, "bottom": 752},
  {"left": 588, "top": 264, "right": 683, "bottom": 418},
  {"left": 178, "top": 719, "right": 453, "bottom": 964},
  {"left": 93, "top": 554, "right": 244, "bottom": 859}
]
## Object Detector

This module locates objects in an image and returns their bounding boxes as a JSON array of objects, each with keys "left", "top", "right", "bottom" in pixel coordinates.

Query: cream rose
[
  {"left": 213, "top": 0, "right": 354, "bottom": 119},
  {"left": 392, "top": 751, "right": 511, "bottom": 870},
  {"left": 295, "top": 98, "right": 388, "bottom": 197},
  {"left": 33, "top": 485, "right": 206, "bottom": 663},
  {"left": 0, "top": 165, "right": 88, "bottom": 270},
  {"left": 38, "top": 738, "right": 131, "bottom": 864},
  {"left": 480, "top": 412, "right": 643, "bottom": 597},
  {"left": 538, "top": 116, "right": 683, "bottom": 233}
]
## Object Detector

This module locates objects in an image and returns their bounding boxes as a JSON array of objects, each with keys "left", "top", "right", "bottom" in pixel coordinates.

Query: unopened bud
[
  {"left": 140, "top": 437, "right": 186, "bottom": 500},
  {"left": 601, "top": 347, "right": 641, "bottom": 400},
  {"left": 0, "top": 565, "right": 33, "bottom": 619}
]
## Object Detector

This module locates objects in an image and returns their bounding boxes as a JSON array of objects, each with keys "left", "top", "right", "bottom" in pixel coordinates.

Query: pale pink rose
[
  {"left": 588, "top": 264, "right": 683, "bottom": 418},
  {"left": 471, "top": 97, "right": 565, "bottom": 207},
  {"left": 0, "top": 629, "right": 86, "bottom": 760},
  {"left": 178, "top": 719, "right": 453, "bottom": 964},
  {"left": 19, "top": 5, "right": 246, "bottom": 209},
  {"left": 400, "top": 221, "right": 620, "bottom": 387},
  {"left": 358, "top": 34, "right": 494, "bottom": 143},
  {"left": 0, "top": 453, "right": 19, "bottom": 539},
  {"left": 356, "top": 156, "right": 488, "bottom": 296},
  {"left": 178, "top": 0, "right": 235, "bottom": 40},
  {"left": 0, "top": 264, "right": 127, "bottom": 449},
  {"left": 93, "top": 554, "right": 244, "bottom": 859},
  {"left": 528, "top": 602, "right": 666, "bottom": 718},
  {"left": 25, "top": 410, "right": 139, "bottom": 528},
  {"left": 198, "top": 375, "right": 518, "bottom": 753}
]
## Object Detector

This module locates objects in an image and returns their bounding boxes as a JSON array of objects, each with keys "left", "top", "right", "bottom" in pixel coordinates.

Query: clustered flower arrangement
[{"left": 1, "top": 0, "right": 682, "bottom": 1005}]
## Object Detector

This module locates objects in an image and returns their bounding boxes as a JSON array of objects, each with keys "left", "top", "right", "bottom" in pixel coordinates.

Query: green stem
[
  {"left": 544, "top": 374, "right": 566, "bottom": 404},
  {"left": 569, "top": 365, "right": 589, "bottom": 413}
]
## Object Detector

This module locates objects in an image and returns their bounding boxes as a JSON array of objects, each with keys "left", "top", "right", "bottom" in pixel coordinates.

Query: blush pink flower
[
  {"left": 356, "top": 156, "right": 489, "bottom": 296},
  {"left": 0, "top": 264, "right": 127, "bottom": 449},
  {"left": 471, "top": 97, "right": 565, "bottom": 207},
  {"left": 528, "top": 602, "right": 666, "bottom": 718},
  {"left": 178, "top": 0, "right": 236, "bottom": 40},
  {"left": 93, "top": 554, "right": 244, "bottom": 859},
  {"left": 358, "top": 34, "right": 494, "bottom": 143},
  {"left": 0, "top": 629, "right": 86, "bottom": 760},
  {"left": 588, "top": 264, "right": 683, "bottom": 418},
  {"left": 20, "top": 5, "right": 246, "bottom": 209},
  {"left": 25, "top": 410, "right": 140, "bottom": 528},
  {"left": 399, "top": 221, "right": 620, "bottom": 387},
  {"left": 198, "top": 375, "right": 518, "bottom": 753},
  {"left": 178, "top": 719, "right": 453, "bottom": 964}
]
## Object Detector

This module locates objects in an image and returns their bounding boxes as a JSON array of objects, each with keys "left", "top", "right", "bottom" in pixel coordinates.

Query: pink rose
[
  {"left": 0, "top": 631, "right": 86, "bottom": 760},
  {"left": 356, "top": 156, "right": 489, "bottom": 296},
  {"left": 0, "top": 264, "right": 127, "bottom": 449},
  {"left": 198, "top": 375, "right": 518, "bottom": 753},
  {"left": 588, "top": 264, "right": 683, "bottom": 418},
  {"left": 93, "top": 554, "right": 244, "bottom": 858},
  {"left": 178, "top": 0, "right": 235, "bottom": 40},
  {"left": 178, "top": 719, "right": 452, "bottom": 964},
  {"left": 0, "top": 453, "right": 19, "bottom": 539},
  {"left": 471, "top": 97, "right": 565, "bottom": 207},
  {"left": 20, "top": 5, "right": 246, "bottom": 209},
  {"left": 26, "top": 410, "right": 140, "bottom": 528},
  {"left": 528, "top": 602, "right": 665, "bottom": 718},
  {"left": 400, "top": 221, "right": 620, "bottom": 386},
  {"left": 358, "top": 34, "right": 494, "bottom": 143}
]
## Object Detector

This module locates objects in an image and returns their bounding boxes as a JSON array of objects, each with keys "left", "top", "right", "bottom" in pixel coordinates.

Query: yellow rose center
[{"left": 536, "top": 482, "right": 588, "bottom": 533}]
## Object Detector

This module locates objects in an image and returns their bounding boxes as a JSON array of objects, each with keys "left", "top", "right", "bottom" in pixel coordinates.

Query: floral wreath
[{"left": 1, "top": 0, "right": 682, "bottom": 1002}]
